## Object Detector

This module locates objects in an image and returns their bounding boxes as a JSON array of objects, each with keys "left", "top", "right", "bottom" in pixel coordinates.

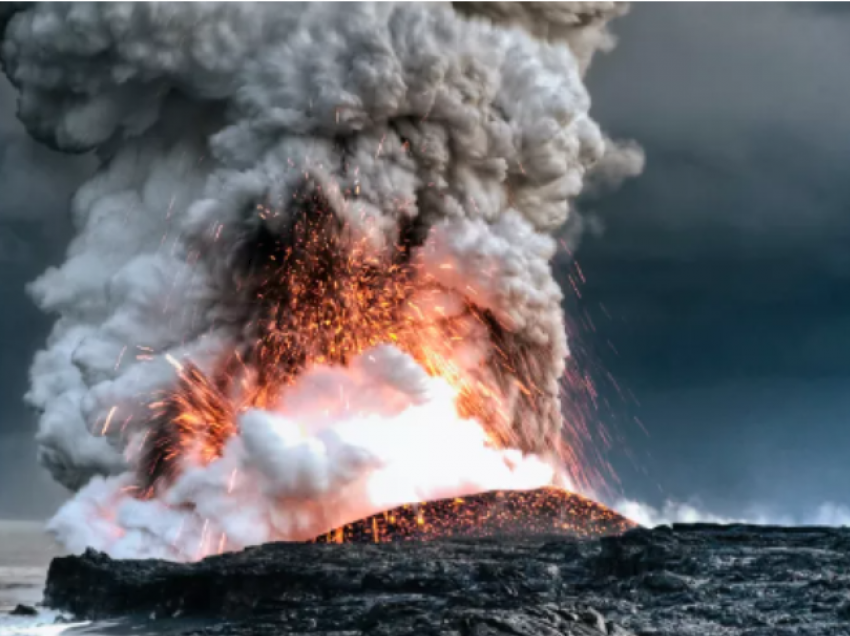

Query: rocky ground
[{"left": 40, "top": 521, "right": 850, "bottom": 636}]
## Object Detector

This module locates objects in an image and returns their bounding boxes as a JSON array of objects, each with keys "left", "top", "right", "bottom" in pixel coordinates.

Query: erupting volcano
[
  {"left": 3, "top": 2, "right": 643, "bottom": 560},
  {"left": 138, "top": 195, "right": 565, "bottom": 502}
]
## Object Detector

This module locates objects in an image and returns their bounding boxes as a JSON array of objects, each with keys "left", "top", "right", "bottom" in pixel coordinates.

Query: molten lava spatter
[
  {"left": 314, "top": 487, "right": 635, "bottom": 544},
  {"left": 138, "top": 196, "right": 562, "bottom": 497}
]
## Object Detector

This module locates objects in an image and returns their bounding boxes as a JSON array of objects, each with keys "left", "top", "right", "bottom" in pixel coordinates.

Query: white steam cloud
[
  {"left": 1, "top": 2, "right": 640, "bottom": 557},
  {"left": 51, "top": 347, "right": 554, "bottom": 559},
  {"left": 614, "top": 498, "right": 850, "bottom": 528}
]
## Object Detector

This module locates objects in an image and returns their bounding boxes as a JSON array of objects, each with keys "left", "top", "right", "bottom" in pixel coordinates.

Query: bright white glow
[{"left": 49, "top": 347, "right": 557, "bottom": 561}]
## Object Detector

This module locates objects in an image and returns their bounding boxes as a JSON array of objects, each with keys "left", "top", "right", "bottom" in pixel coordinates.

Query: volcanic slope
[
  {"left": 312, "top": 487, "right": 635, "bottom": 544},
  {"left": 39, "top": 492, "right": 850, "bottom": 636}
]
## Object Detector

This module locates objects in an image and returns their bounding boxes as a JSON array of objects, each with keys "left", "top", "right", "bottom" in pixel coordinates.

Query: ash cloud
[{"left": 0, "top": 2, "right": 639, "bottom": 545}]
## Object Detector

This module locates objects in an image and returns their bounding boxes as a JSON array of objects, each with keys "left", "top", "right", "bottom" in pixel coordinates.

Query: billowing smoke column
[{"left": 2, "top": 2, "right": 642, "bottom": 559}]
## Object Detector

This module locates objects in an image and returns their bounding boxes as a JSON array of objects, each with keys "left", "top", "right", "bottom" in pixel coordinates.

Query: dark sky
[
  {"left": 574, "top": 3, "right": 850, "bottom": 519},
  {"left": 0, "top": 79, "right": 95, "bottom": 519},
  {"left": 1, "top": 4, "right": 848, "bottom": 520}
]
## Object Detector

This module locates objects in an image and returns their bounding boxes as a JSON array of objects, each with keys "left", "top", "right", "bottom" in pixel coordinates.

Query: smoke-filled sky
[{"left": 0, "top": 3, "right": 848, "bottom": 522}]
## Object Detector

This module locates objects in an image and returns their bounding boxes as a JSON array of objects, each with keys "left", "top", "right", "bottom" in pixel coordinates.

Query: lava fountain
[{"left": 4, "top": 2, "right": 643, "bottom": 560}]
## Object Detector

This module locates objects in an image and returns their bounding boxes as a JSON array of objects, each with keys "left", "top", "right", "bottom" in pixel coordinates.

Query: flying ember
[{"left": 139, "top": 193, "right": 562, "bottom": 501}]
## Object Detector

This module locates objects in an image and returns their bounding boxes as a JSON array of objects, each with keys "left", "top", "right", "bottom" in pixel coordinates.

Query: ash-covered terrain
[{"left": 41, "top": 519, "right": 850, "bottom": 636}]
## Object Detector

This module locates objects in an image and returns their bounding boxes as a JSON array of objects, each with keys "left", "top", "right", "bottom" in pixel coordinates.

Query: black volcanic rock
[
  {"left": 43, "top": 519, "right": 850, "bottom": 635},
  {"left": 45, "top": 538, "right": 628, "bottom": 636},
  {"left": 586, "top": 523, "right": 850, "bottom": 636}
]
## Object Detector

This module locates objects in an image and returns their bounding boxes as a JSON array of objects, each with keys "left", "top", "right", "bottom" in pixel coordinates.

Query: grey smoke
[
  {"left": 453, "top": 2, "right": 629, "bottom": 72},
  {"left": 1, "top": 0, "right": 640, "bottom": 543}
]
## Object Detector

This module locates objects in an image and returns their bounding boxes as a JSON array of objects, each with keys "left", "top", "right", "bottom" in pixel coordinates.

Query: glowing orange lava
[
  {"left": 137, "top": 194, "right": 556, "bottom": 499},
  {"left": 313, "top": 487, "right": 635, "bottom": 544}
]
